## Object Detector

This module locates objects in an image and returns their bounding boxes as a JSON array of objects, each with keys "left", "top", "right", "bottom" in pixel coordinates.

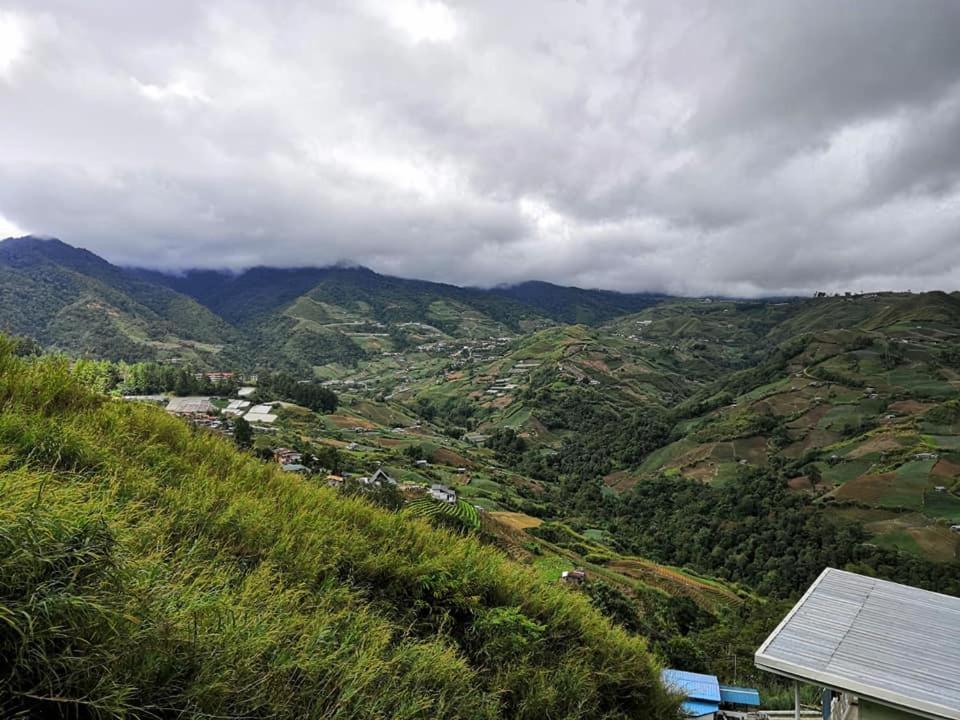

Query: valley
[{"left": 3, "top": 235, "right": 960, "bottom": 709}]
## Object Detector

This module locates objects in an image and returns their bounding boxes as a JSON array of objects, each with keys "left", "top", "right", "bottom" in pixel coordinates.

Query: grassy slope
[{"left": 0, "top": 342, "right": 676, "bottom": 719}]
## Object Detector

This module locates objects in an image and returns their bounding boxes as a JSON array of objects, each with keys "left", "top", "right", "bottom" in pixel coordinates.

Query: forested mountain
[
  {"left": 0, "top": 236, "right": 674, "bottom": 371},
  {"left": 489, "top": 280, "right": 666, "bottom": 325},
  {"left": 142, "top": 266, "right": 667, "bottom": 328},
  {"left": 0, "top": 237, "right": 241, "bottom": 364}
]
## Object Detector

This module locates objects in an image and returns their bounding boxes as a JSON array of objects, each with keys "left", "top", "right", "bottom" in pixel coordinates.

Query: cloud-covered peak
[{"left": 1, "top": 1, "right": 959, "bottom": 296}]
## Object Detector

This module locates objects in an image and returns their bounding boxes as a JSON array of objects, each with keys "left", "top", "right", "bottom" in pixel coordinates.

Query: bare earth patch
[
  {"left": 327, "top": 414, "right": 377, "bottom": 429},
  {"left": 488, "top": 511, "right": 542, "bottom": 531},
  {"left": 932, "top": 458, "right": 960, "bottom": 478},
  {"left": 431, "top": 447, "right": 473, "bottom": 467},
  {"left": 888, "top": 399, "right": 935, "bottom": 415},
  {"left": 833, "top": 472, "right": 897, "bottom": 504},
  {"left": 908, "top": 527, "right": 959, "bottom": 562},
  {"left": 846, "top": 434, "right": 905, "bottom": 459},
  {"left": 684, "top": 462, "right": 718, "bottom": 483},
  {"left": 786, "top": 404, "right": 831, "bottom": 430},
  {"left": 603, "top": 470, "right": 643, "bottom": 491}
]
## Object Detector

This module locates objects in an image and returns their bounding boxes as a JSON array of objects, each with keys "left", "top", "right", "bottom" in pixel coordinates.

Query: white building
[{"left": 429, "top": 484, "right": 457, "bottom": 504}]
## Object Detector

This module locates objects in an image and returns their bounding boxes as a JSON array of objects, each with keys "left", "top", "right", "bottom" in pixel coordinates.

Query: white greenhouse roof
[{"left": 755, "top": 567, "right": 960, "bottom": 720}]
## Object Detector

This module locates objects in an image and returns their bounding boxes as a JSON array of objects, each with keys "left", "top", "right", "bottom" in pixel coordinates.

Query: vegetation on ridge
[{"left": 0, "top": 339, "right": 677, "bottom": 719}]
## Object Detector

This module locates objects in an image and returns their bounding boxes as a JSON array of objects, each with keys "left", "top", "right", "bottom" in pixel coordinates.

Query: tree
[{"left": 233, "top": 416, "right": 253, "bottom": 449}]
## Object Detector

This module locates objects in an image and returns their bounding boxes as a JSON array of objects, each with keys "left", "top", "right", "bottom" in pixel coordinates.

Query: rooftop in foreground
[{"left": 755, "top": 567, "right": 960, "bottom": 720}]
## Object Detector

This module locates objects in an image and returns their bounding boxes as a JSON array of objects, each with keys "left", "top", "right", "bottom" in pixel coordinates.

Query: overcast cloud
[{"left": 1, "top": 0, "right": 959, "bottom": 296}]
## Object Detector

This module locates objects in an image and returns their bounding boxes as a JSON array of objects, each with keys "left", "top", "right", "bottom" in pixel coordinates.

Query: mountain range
[{"left": 0, "top": 236, "right": 665, "bottom": 367}]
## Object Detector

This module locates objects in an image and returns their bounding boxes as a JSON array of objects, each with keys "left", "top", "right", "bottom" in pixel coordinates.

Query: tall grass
[{"left": 0, "top": 339, "right": 678, "bottom": 719}]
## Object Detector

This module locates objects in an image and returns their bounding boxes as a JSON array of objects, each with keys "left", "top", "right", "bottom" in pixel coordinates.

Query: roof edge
[
  {"left": 754, "top": 653, "right": 960, "bottom": 720},
  {"left": 754, "top": 566, "right": 833, "bottom": 659}
]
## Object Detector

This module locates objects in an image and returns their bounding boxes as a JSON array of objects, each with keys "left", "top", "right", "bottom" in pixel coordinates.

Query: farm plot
[
  {"left": 832, "top": 459, "right": 937, "bottom": 511},
  {"left": 818, "top": 459, "right": 875, "bottom": 486},
  {"left": 404, "top": 497, "right": 480, "bottom": 529}
]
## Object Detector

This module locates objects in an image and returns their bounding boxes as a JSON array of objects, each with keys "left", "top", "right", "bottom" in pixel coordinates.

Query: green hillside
[
  {"left": 0, "top": 340, "right": 677, "bottom": 719},
  {"left": 0, "top": 237, "right": 241, "bottom": 365}
]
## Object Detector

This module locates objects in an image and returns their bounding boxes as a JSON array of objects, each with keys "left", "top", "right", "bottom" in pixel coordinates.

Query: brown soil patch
[
  {"left": 786, "top": 404, "right": 831, "bottom": 430},
  {"left": 377, "top": 438, "right": 403, "bottom": 448},
  {"left": 607, "top": 559, "right": 741, "bottom": 610},
  {"left": 683, "top": 462, "right": 718, "bottom": 483},
  {"left": 846, "top": 434, "right": 904, "bottom": 459},
  {"left": 788, "top": 475, "right": 813, "bottom": 491},
  {"left": 318, "top": 438, "right": 350, "bottom": 448},
  {"left": 445, "top": 371, "right": 465, "bottom": 380},
  {"left": 801, "top": 429, "right": 841, "bottom": 452},
  {"left": 603, "top": 470, "right": 643, "bottom": 491},
  {"left": 833, "top": 472, "right": 897, "bottom": 504},
  {"left": 581, "top": 358, "right": 611, "bottom": 372},
  {"left": 763, "top": 391, "right": 812, "bottom": 416},
  {"left": 670, "top": 442, "right": 720, "bottom": 469},
  {"left": 491, "top": 395, "right": 514, "bottom": 408},
  {"left": 888, "top": 399, "right": 934, "bottom": 415},
  {"left": 432, "top": 447, "right": 473, "bottom": 468},
  {"left": 327, "top": 414, "right": 376, "bottom": 429},
  {"left": 933, "top": 458, "right": 960, "bottom": 478},
  {"left": 488, "top": 511, "right": 542, "bottom": 531},
  {"left": 908, "top": 527, "right": 959, "bottom": 563}
]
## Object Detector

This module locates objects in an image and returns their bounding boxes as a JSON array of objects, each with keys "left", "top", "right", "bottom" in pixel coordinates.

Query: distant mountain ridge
[
  {"left": 134, "top": 263, "right": 667, "bottom": 327},
  {"left": 0, "top": 236, "right": 671, "bottom": 368}
]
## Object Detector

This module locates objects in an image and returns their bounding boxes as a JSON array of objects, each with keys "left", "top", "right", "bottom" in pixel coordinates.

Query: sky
[{"left": 1, "top": 1, "right": 959, "bottom": 296}]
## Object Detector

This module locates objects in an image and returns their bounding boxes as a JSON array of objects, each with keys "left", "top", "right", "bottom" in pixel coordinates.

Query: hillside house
[
  {"left": 755, "top": 567, "right": 960, "bottom": 720},
  {"left": 201, "top": 371, "right": 235, "bottom": 383},
  {"left": 660, "top": 669, "right": 761, "bottom": 719},
  {"left": 429, "top": 484, "right": 457, "bottom": 503},
  {"left": 273, "top": 448, "right": 302, "bottom": 465},
  {"left": 561, "top": 569, "right": 587, "bottom": 585},
  {"left": 357, "top": 469, "right": 396, "bottom": 488},
  {"left": 281, "top": 463, "right": 308, "bottom": 473}
]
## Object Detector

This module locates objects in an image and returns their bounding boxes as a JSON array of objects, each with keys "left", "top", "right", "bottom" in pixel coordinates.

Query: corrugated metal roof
[
  {"left": 718, "top": 685, "right": 761, "bottom": 706},
  {"left": 661, "top": 669, "right": 721, "bottom": 703},
  {"left": 755, "top": 567, "right": 960, "bottom": 720}
]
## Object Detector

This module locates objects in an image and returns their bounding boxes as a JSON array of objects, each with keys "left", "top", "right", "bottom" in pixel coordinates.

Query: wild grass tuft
[{"left": 0, "top": 343, "right": 678, "bottom": 719}]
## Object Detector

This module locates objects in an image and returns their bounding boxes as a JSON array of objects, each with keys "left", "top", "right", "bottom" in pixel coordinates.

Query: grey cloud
[{"left": 0, "top": 0, "right": 959, "bottom": 296}]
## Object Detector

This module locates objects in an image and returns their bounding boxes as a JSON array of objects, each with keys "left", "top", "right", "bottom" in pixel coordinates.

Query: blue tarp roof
[
  {"left": 680, "top": 700, "right": 720, "bottom": 718},
  {"left": 719, "top": 685, "right": 761, "bottom": 706},
  {"left": 661, "top": 669, "right": 721, "bottom": 703}
]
